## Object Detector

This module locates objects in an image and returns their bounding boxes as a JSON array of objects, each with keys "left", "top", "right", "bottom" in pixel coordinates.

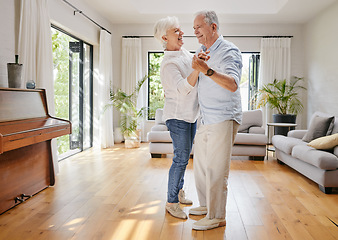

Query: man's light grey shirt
[{"left": 197, "top": 35, "right": 243, "bottom": 125}]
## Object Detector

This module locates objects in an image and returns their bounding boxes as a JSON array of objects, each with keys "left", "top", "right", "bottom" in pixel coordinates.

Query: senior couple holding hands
[{"left": 153, "top": 10, "right": 243, "bottom": 231}]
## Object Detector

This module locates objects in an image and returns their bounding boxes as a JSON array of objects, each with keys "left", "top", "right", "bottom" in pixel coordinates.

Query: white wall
[
  {"left": 304, "top": 2, "right": 338, "bottom": 124},
  {"left": 49, "top": 0, "right": 113, "bottom": 46},
  {"left": 112, "top": 22, "right": 307, "bottom": 137},
  {"left": 0, "top": 0, "right": 20, "bottom": 87}
]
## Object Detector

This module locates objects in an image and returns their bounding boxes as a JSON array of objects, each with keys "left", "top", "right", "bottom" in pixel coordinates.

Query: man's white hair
[
  {"left": 154, "top": 16, "right": 179, "bottom": 49},
  {"left": 195, "top": 10, "right": 219, "bottom": 31}
]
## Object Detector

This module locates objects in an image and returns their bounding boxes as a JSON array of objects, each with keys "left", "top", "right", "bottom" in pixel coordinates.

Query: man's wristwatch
[{"left": 205, "top": 68, "right": 214, "bottom": 76}]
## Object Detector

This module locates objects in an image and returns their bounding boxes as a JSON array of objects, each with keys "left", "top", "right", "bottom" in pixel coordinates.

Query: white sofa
[
  {"left": 147, "top": 109, "right": 267, "bottom": 160},
  {"left": 272, "top": 112, "right": 338, "bottom": 194}
]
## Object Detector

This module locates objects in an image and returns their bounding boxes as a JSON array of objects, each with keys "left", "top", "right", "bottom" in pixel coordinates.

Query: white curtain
[
  {"left": 258, "top": 38, "right": 291, "bottom": 127},
  {"left": 121, "top": 38, "right": 146, "bottom": 140},
  {"left": 121, "top": 38, "right": 142, "bottom": 95},
  {"left": 98, "top": 30, "right": 114, "bottom": 148},
  {"left": 18, "top": 0, "right": 59, "bottom": 172}
]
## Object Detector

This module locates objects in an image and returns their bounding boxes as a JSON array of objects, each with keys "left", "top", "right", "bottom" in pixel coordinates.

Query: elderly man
[{"left": 190, "top": 10, "right": 243, "bottom": 231}]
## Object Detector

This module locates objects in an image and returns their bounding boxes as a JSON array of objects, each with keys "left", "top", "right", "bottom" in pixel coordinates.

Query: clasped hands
[{"left": 192, "top": 50, "right": 210, "bottom": 74}]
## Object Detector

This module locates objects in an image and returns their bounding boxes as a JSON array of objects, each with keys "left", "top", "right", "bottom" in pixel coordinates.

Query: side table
[{"left": 266, "top": 122, "right": 297, "bottom": 159}]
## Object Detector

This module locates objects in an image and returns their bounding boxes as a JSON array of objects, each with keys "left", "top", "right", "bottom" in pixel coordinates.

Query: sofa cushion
[
  {"left": 238, "top": 109, "right": 262, "bottom": 133},
  {"left": 151, "top": 124, "right": 168, "bottom": 131},
  {"left": 235, "top": 133, "right": 267, "bottom": 145},
  {"left": 292, "top": 145, "right": 338, "bottom": 170},
  {"left": 332, "top": 117, "right": 338, "bottom": 134},
  {"left": 232, "top": 145, "right": 266, "bottom": 156},
  {"left": 302, "top": 115, "right": 334, "bottom": 142},
  {"left": 149, "top": 142, "right": 173, "bottom": 154},
  {"left": 311, "top": 111, "right": 336, "bottom": 134},
  {"left": 287, "top": 129, "right": 307, "bottom": 139},
  {"left": 155, "top": 108, "right": 165, "bottom": 125},
  {"left": 272, "top": 135, "right": 306, "bottom": 155},
  {"left": 147, "top": 131, "right": 172, "bottom": 142},
  {"left": 248, "top": 127, "right": 265, "bottom": 134},
  {"left": 334, "top": 146, "right": 338, "bottom": 157},
  {"left": 307, "top": 133, "right": 338, "bottom": 150}
]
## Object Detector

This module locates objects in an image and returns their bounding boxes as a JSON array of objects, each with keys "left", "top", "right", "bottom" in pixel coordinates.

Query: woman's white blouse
[{"left": 160, "top": 47, "right": 199, "bottom": 123}]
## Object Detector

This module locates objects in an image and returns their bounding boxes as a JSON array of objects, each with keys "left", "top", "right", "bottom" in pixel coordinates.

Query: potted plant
[
  {"left": 106, "top": 75, "right": 148, "bottom": 148},
  {"left": 254, "top": 76, "right": 306, "bottom": 135}
]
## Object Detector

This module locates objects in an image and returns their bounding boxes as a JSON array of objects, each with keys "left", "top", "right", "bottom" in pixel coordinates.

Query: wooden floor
[{"left": 0, "top": 143, "right": 337, "bottom": 240}]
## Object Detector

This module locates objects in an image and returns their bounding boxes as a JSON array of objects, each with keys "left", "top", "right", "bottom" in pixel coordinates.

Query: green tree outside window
[
  {"left": 51, "top": 28, "right": 71, "bottom": 155},
  {"left": 148, "top": 52, "right": 164, "bottom": 120}
]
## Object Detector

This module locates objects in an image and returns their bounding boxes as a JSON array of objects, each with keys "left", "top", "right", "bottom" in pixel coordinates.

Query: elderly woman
[{"left": 154, "top": 16, "right": 200, "bottom": 219}]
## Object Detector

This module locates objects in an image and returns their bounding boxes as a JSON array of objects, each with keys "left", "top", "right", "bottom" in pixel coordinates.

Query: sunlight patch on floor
[
  {"left": 63, "top": 217, "right": 85, "bottom": 231},
  {"left": 111, "top": 219, "right": 137, "bottom": 240}
]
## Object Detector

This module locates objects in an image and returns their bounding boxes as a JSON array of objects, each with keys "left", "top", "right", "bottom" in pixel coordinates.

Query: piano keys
[{"left": 0, "top": 88, "right": 71, "bottom": 214}]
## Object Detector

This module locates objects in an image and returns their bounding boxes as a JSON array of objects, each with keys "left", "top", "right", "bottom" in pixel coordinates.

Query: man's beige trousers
[{"left": 193, "top": 120, "right": 239, "bottom": 219}]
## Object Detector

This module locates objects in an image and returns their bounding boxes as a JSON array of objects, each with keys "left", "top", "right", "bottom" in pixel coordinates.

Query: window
[
  {"left": 148, "top": 52, "right": 164, "bottom": 120},
  {"left": 52, "top": 26, "right": 93, "bottom": 159},
  {"left": 147, "top": 51, "right": 260, "bottom": 118}
]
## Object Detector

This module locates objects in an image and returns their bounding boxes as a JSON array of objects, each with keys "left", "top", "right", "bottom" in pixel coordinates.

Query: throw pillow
[
  {"left": 302, "top": 115, "right": 335, "bottom": 142},
  {"left": 308, "top": 133, "right": 338, "bottom": 150}
]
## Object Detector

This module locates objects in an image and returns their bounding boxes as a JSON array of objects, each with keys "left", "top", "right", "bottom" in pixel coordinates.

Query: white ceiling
[{"left": 81, "top": 0, "right": 337, "bottom": 25}]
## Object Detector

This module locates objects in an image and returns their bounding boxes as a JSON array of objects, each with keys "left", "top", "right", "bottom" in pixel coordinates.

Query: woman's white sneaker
[
  {"left": 178, "top": 189, "right": 193, "bottom": 205},
  {"left": 165, "top": 202, "right": 187, "bottom": 219}
]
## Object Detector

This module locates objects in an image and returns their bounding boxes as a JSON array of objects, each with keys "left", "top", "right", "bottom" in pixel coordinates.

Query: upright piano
[{"left": 0, "top": 88, "right": 71, "bottom": 214}]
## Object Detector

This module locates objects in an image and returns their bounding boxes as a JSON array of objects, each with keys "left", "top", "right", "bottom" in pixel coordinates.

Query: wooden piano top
[
  {"left": 0, "top": 88, "right": 71, "bottom": 154},
  {"left": 0, "top": 117, "right": 69, "bottom": 136}
]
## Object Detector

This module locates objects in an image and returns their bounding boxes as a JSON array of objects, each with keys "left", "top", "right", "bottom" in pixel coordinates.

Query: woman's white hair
[{"left": 154, "top": 16, "right": 179, "bottom": 49}]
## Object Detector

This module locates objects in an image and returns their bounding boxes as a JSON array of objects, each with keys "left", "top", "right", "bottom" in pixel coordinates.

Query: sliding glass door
[{"left": 52, "top": 26, "right": 93, "bottom": 159}]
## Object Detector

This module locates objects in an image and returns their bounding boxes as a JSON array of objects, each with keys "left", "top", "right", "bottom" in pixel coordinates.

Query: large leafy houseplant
[
  {"left": 255, "top": 76, "right": 306, "bottom": 115},
  {"left": 254, "top": 76, "right": 306, "bottom": 135},
  {"left": 106, "top": 75, "right": 148, "bottom": 143}
]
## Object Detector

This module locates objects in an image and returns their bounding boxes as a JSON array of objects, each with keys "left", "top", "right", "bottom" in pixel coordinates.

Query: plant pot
[
  {"left": 273, "top": 114, "right": 296, "bottom": 136},
  {"left": 123, "top": 129, "right": 141, "bottom": 148},
  {"left": 124, "top": 138, "right": 140, "bottom": 148},
  {"left": 7, "top": 63, "right": 23, "bottom": 88}
]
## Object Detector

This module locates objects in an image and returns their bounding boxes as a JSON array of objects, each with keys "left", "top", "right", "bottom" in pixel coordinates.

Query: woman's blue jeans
[{"left": 166, "top": 119, "right": 197, "bottom": 203}]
